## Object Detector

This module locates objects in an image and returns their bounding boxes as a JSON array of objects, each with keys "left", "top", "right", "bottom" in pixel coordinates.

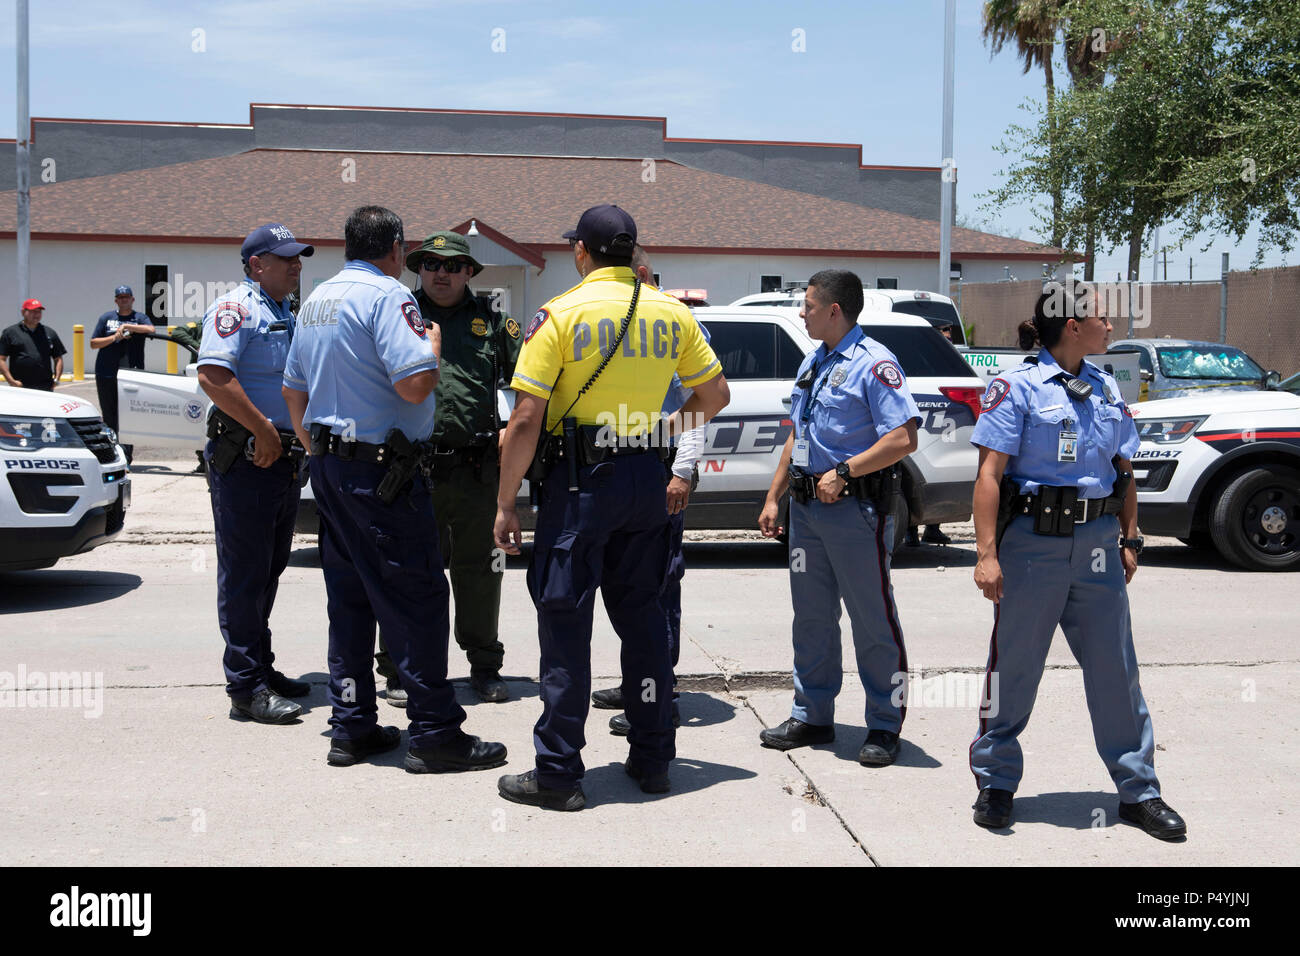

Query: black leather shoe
[
  {"left": 1118, "top": 797, "right": 1187, "bottom": 840},
  {"left": 905, "top": 528, "right": 921, "bottom": 547},
  {"left": 857, "top": 729, "right": 902, "bottom": 766},
  {"left": 327, "top": 725, "right": 401, "bottom": 767},
  {"left": 759, "top": 717, "right": 834, "bottom": 750},
  {"left": 625, "top": 758, "right": 670, "bottom": 794},
  {"left": 498, "top": 770, "right": 586, "bottom": 811},
  {"left": 268, "top": 670, "right": 311, "bottom": 698},
  {"left": 591, "top": 686, "right": 624, "bottom": 710},
  {"left": 922, "top": 526, "right": 952, "bottom": 545},
  {"left": 470, "top": 669, "right": 509, "bottom": 703},
  {"left": 404, "top": 734, "right": 507, "bottom": 773},
  {"left": 973, "top": 788, "right": 1014, "bottom": 829},
  {"left": 229, "top": 688, "right": 302, "bottom": 724},
  {"left": 384, "top": 680, "right": 408, "bottom": 708},
  {"left": 608, "top": 702, "right": 681, "bottom": 736}
]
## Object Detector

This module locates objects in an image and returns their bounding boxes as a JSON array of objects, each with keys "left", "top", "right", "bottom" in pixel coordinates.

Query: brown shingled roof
[{"left": 0, "top": 149, "right": 1069, "bottom": 260}]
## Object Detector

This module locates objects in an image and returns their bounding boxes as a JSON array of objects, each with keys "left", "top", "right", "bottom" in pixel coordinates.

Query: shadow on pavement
[
  {"left": 583, "top": 756, "right": 758, "bottom": 805},
  {"left": 1138, "top": 543, "right": 1274, "bottom": 573},
  {"left": 0, "top": 570, "right": 141, "bottom": 610},
  {"left": 1005, "top": 789, "right": 1123, "bottom": 830},
  {"left": 677, "top": 690, "right": 737, "bottom": 729},
  {"left": 822, "top": 725, "right": 944, "bottom": 769}
]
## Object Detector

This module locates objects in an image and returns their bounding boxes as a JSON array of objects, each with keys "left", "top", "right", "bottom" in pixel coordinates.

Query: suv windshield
[
  {"left": 862, "top": 324, "right": 975, "bottom": 378},
  {"left": 1156, "top": 346, "right": 1263, "bottom": 381}
]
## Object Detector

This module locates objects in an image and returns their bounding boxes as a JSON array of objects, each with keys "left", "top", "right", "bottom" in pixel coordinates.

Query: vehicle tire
[{"left": 1209, "top": 466, "right": 1300, "bottom": 571}]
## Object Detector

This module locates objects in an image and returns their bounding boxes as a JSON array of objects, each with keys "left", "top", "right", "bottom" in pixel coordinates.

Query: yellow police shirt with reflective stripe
[{"left": 511, "top": 267, "right": 721, "bottom": 435}]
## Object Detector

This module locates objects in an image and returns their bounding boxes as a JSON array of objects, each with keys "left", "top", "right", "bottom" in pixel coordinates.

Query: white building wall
[{"left": 1, "top": 238, "right": 1037, "bottom": 373}]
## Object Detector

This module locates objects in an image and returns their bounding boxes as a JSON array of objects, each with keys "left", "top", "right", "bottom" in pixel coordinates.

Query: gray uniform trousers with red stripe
[
  {"left": 787, "top": 495, "right": 908, "bottom": 731},
  {"left": 969, "top": 513, "right": 1161, "bottom": 802}
]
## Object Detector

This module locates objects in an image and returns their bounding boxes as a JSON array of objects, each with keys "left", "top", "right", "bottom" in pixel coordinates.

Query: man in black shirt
[
  {"left": 90, "top": 286, "right": 155, "bottom": 460},
  {"left": 1, "top": 299, "right": 66, "bottom": 391}
]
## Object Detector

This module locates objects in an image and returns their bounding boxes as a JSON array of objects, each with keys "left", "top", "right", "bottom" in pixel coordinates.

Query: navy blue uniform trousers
[
  {"left": 528, "top": 452, "right": 675, "bottom": 788},
  {"left": 206, "top": 442, "right": 299, "bottom": 697},
  {"left": 663, "top": 509, "right": 686, "bottom": 670},
  {"left": 311, "top": 455, "right": 466, "bottom": 748}
]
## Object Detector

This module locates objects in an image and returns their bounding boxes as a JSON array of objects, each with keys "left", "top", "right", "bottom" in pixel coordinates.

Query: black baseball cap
[
  {"left": 241, "top": 223, "right": 315, "bottom": 263},
  {"left": 563, "top": 204, "right": 637, "bottom": 259}
]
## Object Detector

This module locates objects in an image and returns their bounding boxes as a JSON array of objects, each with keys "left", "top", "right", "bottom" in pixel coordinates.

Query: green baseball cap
[{"left": 405, "top": 230, "right": 484, "bottom": 275}]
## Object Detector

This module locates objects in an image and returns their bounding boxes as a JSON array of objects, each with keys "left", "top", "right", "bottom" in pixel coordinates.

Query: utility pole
[
  {"left": 16, "top": 0, "right": 31, "bottom": 302},
  {"left": 937, "top": 0, "right": 955, "bottom": 297}
]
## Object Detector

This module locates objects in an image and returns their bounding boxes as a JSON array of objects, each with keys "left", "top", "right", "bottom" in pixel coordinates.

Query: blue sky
[{"left": 0, "top": 0, "right": 1287, "bottom": 280}]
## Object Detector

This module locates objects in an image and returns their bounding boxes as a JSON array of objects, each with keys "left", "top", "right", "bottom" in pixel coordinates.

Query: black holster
[
  {"left": 376, "top": 429, "right": 421, "bottom": 505},
  {"left": 207, "top": 410, "right": 251, "bottom": 475},
  {"left": 995, "top": 476, "right": 1017, "bottom": 548}
]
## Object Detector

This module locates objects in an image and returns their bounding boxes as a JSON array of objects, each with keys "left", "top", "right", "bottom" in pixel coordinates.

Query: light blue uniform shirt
[
  {"left": 282, "top": 260, "right": 439, "bottom": 444},
  {"left": 197, "top": 279, "right": 295, "bottom": 430},
  {"left": 788, "top": 325, "right": 921, "bottom": 475},
  {"left": 971, "top": 348, "right": 1140, "bottom": 498}
]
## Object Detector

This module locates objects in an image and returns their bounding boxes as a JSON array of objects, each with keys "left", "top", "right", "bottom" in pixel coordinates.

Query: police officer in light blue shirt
[
  {"left": 968, "top": 280, "right": 1185, "bottom": 840},
  {"left": 198, "top": 223, "right": 314, "bottom": 725},
  {"left": 758, "top": 269, "right": 920, "bottom": 766},
  {"left": 282, "top": 205, "right": 506, "bottom": 772}
]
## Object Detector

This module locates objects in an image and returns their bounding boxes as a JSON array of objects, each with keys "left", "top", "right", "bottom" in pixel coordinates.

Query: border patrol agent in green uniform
[{"left": 375, "top": 231, "right": 522, "bottom": 704}]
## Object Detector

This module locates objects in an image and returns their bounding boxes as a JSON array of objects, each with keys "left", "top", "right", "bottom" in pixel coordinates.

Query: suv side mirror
[
  {"left": 1139, "top": 369, "right": 1154, "bottom": 382},
  {"left": 1262, "top": 370, "right": 1281, "bottom": 390}
]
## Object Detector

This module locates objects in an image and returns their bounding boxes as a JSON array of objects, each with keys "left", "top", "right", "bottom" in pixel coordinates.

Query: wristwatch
[
  {"left": 1119, "top": 536, "right": 1144, "bottom": 555},
  {"left": 835, "top": 461, "right": 852, "bottom": 481}
]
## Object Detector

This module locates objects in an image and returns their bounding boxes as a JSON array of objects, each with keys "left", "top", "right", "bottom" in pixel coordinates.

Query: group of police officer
[{"left": 196, "top": 204, "right": 1183, "bottom": 837}]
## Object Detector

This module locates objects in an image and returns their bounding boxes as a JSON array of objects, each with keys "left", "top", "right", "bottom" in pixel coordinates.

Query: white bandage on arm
[{"left": 672, "top": 421, "right": 707, "bottom": 479}]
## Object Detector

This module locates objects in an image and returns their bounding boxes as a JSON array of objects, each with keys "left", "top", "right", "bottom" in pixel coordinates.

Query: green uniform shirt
[{"left": 415, "top": 288, "right": 522, "bottom": 448}]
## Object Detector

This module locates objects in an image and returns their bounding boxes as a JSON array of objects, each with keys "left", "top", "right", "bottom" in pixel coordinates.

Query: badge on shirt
[
  {"left": 1058, "top": 419, "right": 1078, "bottom": 463},
  {"left": 872, "top": 360, "right": 903, "bottom": 389},
  {"left": 471, "top": 317, "right": 489, "bottom": 337},
  {"left": 792, "top": 439, "right": 811, "bottom": 468},
  {"left": 829, "top": 367, "right": 847, "bottom": 388},
  {"left": 505, "top": 317, "right": 521, "bottom": 339},
  {"left": 214, "top": 303, "right": 249, "bottom": 338},
  {"left": 524, "top": 307, "right": 550, "bottom": 343},
  {"left": 1103, "top": 383, "right": 1116, "bottom": 404},
  {"left": 401, "top": 301, "right": 427, "bottom": 339}
]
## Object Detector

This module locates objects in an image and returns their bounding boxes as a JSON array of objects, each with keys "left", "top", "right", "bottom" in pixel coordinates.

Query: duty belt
[
  {"left": 1011, "top": 486, "right": 1123, "bottom": 537},
  {"left": 789, "top": 466, "right": 899, "bottom": 505},
  {"left": 540, "top": 424, "right": 671, "bottom": 469},
  {"left": 308, "top": 425, "right": 392, "bottom": 464}
]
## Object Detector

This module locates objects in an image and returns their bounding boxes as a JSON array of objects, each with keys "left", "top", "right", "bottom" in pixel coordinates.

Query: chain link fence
[{"left": 959, "top": 265, "right": 1300, "bottom": 377}]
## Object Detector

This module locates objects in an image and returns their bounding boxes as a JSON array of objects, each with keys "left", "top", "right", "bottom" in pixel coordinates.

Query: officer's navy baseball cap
[
  {"left": 21, "top": 298, "right": 44, "bottom": 311},
  {"left": 240, "top": 223, "right": 315, "bottom": 263},
  {"left": 405, "top": 230, "right": 484, "bottom": 275},
  {"left": 563, "top": 204, "right": 637, "bottom": 259},
  {"left": 114, "top": 285, "right": 132, "bottom": 296}
]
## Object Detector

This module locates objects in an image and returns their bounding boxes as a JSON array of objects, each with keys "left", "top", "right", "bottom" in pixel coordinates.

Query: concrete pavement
[{"left": 1, "top": 460, "right": 1296, "bottom": 865}]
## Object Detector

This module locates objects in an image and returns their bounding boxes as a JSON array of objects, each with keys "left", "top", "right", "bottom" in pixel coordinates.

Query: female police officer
[{"left": 968, "top": 280, "right": 1186, "bottom": 839}]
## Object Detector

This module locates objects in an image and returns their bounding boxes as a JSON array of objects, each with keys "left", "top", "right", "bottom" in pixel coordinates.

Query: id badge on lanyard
[
  {"left": 792, "top": 439, "right": 811, "bottom": 468},
  {"left": 1058, "top": 418, "right": 1078, "bottom": 463}
]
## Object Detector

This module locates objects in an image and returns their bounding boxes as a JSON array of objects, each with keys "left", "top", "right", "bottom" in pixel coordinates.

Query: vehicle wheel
[
  {"left": 1177, "top": 530, "right": 1214, "bottom": 550},
  {"left": 1209, "top": 466, "right": 1300, "bottom": 571}
]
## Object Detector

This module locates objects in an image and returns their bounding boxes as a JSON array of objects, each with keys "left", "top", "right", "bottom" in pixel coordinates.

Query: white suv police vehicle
[
  {"left": 1131, "top": 389, "right": 1300, "bottom": 570},
  {"left": 1, "top": 387, "right": 129, "bottom": 571},
  {"left": 731, "top": 288, "right": 968, "bottom": 345},
  {"left": 688, "top": 307, "right": 984, "bottom": 548}
]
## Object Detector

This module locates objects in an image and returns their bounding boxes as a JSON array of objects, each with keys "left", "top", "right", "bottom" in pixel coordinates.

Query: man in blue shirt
[
  {"left": 758, "top": 269, "right": 920, "bottom": 766},
  {"left": 90, "top": 286, "right": 154, "bottom": 462},
  {"left": 282, "top": 205, "right": 506, "bottom": 772},
  {"left": 198, "top": 223, "right": 314, "bottom": 725}
]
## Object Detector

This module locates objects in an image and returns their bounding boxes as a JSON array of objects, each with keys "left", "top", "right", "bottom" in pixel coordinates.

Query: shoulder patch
[
  {"left": 214, "top": 302, "right": 249, "bottom": 338},
  {"left": 505, "top": 317, "right": 521, "bottom": 339},
  {"left": 524, "top": 307, "right": 550, "bottom": 343},
  {"left": 402, "top": 301, "right": 427, "bottom": 339},
  {"left": 871, "top": 359, "right": 904, "bottom": 389},
  {"left": 981, "top": 377, "right": 1011, "bottom": 412}
]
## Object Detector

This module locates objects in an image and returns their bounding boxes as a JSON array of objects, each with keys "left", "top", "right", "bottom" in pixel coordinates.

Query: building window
[
  {"left": 876, "top": 277, "right": 899, "bottom": 289},
  {"left": 760, "top": 274, "right": 783, "bottom": 293},
  {"left": 144, "top": 265, "right": 169, "bottom": 324},
  {"left": 652, "top": 272, "right": 661, "bottom": 288}
]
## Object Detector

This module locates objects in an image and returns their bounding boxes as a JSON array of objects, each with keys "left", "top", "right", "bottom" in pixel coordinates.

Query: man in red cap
[{"left": 1, "top": 299, "right": 67, "bottom": 390}]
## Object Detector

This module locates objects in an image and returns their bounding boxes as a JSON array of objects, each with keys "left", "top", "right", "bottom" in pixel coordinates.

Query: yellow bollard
[
  {"left": 167, "top": 327, "right": 179, "bottom": 374},
  {"left": 72, "top": 324, "right": 85, "bottom": 381}
]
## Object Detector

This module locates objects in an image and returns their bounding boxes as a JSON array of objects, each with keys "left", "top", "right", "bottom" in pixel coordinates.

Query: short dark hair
[
  {"left": 807, "top": 269, "right": 864, "bottom": 322},
  {"left": 585, "top": 243, "right": 633, "bottom": 269},
  {"left": 345, "top": 205, "right": 404, "bottom": 262}
]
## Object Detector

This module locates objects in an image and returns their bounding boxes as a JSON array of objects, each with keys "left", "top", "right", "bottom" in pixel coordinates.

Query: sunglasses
[{"left": 421, "top": 258, "right": 469, "bottom": 274}]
